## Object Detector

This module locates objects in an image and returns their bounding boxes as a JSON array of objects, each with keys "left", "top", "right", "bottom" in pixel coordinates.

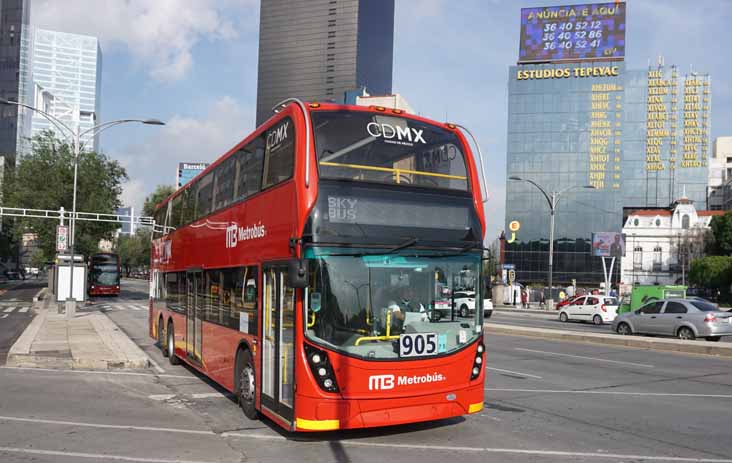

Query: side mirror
[{"left": 287, "top": 258, "right": 309, "bottom": 288}]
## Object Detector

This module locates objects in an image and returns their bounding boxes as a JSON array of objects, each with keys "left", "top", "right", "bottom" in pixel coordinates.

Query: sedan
[
  {"left": 612, "top": 298, "right": 732, "bottom": 341},
  {"left": 559, "top": 295, "right": 619, "bottom": 325}
]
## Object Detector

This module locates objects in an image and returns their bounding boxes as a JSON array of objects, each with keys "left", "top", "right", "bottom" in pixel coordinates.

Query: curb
[
  {"left": 484, "top": 323, "right": 732, "bottom": 358},
  {"left": 32, "top": 287, "right": 47, "bottom": 302},
  {"left": 91, "top": 312, "right": 151, "bottom": 370},
  {"left": 495, "top": 307, "right": 557, "bottom": 316}
]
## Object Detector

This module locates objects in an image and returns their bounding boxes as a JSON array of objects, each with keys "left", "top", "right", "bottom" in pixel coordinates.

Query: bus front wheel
[
  {"left": 167, "top": 322, "right": 179, "bottom": 365},
  {"left": 236, "top": 349, "right": 259, "bottom": 420}
]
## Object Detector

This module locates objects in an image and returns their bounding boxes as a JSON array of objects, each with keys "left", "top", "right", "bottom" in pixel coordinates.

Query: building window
[
  {"left": 633, "top": 246, "right": 643, "bottom": 271},
  {"left": 681, "top": 214, "right": 690, "bottom": 229},
  {"left": 653, "top": 246, "right": 662, "bottom": 272}
]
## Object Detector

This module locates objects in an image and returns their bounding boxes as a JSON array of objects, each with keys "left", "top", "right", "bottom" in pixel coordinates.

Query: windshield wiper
[{"left": 328, "top": 237, "right": 418, "bottom": 257}]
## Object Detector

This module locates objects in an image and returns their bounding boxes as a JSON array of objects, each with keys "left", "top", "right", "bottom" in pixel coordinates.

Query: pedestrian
[
  {"left": 540, "top": 291, "right": 546, "bottom": 310},
  {"left": 521, "top": 289, "right": 528, "bottom": 309}
]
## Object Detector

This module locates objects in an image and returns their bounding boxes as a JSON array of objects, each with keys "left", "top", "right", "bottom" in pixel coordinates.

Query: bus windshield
[
  {"left": 313, "top": 111, "right": 470, "bottom": 191},
  {"left": 90, "top": 264, "right": 119, "bottom": 286},
  {"left": 304, "top": 247, "right": 482, "bottom": 360}
]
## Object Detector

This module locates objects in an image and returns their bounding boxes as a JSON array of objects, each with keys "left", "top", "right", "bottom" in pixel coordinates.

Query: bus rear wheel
[
  {"left": 167, "top": 322, "right": 179, "bottom": 365},
  {"left": 236, "top": 349, "right": 259, "bottom": 420},
  {"left": 158, "top": 318, "right": 168, "bottom": 357}
]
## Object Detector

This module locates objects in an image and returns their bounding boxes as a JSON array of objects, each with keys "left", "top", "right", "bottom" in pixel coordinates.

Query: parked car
[
  {"left": 483, "top": 298, "right": 493, "bottom": 319},
  {"left": 453, "top": 291, "right": 494, "bottom": 318},
  {"left": 612, "top": 298, "right": 732, "bottom": 341},
  {"left": 558, "top": 295, "right": 619, "bottom": 325}
]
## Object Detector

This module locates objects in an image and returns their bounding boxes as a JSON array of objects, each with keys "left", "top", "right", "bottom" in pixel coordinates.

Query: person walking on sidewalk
[{"left": 521, "top": 289, "right": 528, "bottom": 309}]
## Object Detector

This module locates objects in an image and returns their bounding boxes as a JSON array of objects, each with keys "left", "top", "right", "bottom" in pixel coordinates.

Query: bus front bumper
[{"left": 294, "top": 382, "right": 485, "bottom": 431}]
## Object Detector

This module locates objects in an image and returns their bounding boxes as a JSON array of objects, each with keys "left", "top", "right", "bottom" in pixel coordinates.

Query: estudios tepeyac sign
[{"left": 56, "top": 225, "right": 68, "bottom": 252}]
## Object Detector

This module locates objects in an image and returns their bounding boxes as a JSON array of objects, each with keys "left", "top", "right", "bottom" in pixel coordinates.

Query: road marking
[
  {"left": 1, "top": 415, "right": 731, "bottom": 462},
  {"left": 129, "top": 305, "right": 143, "bottom": 311},
  {"left": 3, "top": 306, "right": 14, "bottom": 313},
  {"left": 0, "top": 415, "right": 215, "bottom": 435},
  {"left": 486, "top": 366, "right": 543, "bottom": 379},
  {"left": 0, "top": 314, "right": 7, "bottom": 319},
  {"left": 148, "top": 394, "right": 176, "bottom": 401},
  {"left": 0, "top": 366, "right": 190, "bottom": 379},
  {"left": 0, "top": 446, "right": 218, "bottom": 463},
  {"left": 190, "top": 392, "right": 231, "bottom": 399},
  {"left": 18, "top": 307, "right": 29, "bottom": 313},
  {"left": 486, "top": 388, "right": 732, "bottom": 399},
  {"left": 515, "top": 347, "right": 655, "bottom": 368}
]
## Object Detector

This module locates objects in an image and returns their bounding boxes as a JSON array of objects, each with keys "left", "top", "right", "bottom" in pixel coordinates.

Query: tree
[
  {"left": 707, "top": 213, "right": 732, "bottom": 256},
  {"left": 143, "top": 185, "right": 175, "bottom": 218},
  {"left": 116, "top": 229, "right": 151, "bottom": 276},
  {"left": 689, "top": 256, "right": 732, "bottom": 295},
  {"left": 5, "top": 131, "right": 127, "bottom": 262}
]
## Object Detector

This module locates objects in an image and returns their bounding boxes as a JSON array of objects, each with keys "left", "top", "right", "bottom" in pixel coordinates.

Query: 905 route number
[{"left": 399, "top": 333, "right": 437, "bottom": 358}]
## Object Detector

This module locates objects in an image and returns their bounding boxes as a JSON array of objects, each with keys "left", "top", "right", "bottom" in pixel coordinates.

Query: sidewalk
[
  {"left": 7, "top": 297, "right": 150, "bottom": 370},
  {"left": 494, "top": 303, "right": 556, "bottom": 315}
]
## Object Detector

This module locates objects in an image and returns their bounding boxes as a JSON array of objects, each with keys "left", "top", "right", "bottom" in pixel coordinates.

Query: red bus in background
[
  {"left": 88, "top": 253, "right": 121, "bottom": 296},
  {"left": 149, "top": 100, "right": 488, "bottom": 432}
]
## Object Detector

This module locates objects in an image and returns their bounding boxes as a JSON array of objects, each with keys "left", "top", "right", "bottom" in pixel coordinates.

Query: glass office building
[
  {"left": 505, "top": 62, "right": 711, "bottom": 284},
  {"left": 256, "top": 0, "right": 394, "bottom": 125},
  {"left": 26, "top": 28, "right": 102, "bottom": 153}
]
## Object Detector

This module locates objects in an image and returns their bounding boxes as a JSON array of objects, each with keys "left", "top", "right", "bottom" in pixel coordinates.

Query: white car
[
  {"left": 559, "top": 295, "right": 619, "bottom": 325},
  {"left": 452, "top": 291, "right": 493, "bottom": 318}
]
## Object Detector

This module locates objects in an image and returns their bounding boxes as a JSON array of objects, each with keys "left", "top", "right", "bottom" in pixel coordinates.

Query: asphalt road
[
  {"left": 0, "top": 279, "right": 45, "bottom": 365},
  {"left": 1, "top": 279, "right": 731, "bottom": 462}
]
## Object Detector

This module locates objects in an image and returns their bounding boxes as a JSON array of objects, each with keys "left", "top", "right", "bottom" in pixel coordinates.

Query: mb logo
[
  {"left": 226, "top": 224, "right": 238, "bottom": 249},
  {"left": 368, "top": 374, "right": 395, "bottom": 391}
]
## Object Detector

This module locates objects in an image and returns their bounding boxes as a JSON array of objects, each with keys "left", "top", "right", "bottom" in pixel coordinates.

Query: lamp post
[
  {"left": 508, "top": 176, "right": 595, "bottom": 307},
  {"left": 0, "top": 98, "right": 164, "bottom": 318}
]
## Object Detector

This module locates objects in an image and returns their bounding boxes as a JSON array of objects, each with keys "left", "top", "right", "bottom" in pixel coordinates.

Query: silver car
[{"left": 612, "top": 298, "right": 732, "bottom": 341}]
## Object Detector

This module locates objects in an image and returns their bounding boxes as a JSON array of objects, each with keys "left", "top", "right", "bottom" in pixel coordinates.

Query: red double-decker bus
[
  {"left": 149, "top": 100, "right": 488, "bottom": 431},
  {"left": 88, "top": 253, "right": 121, "bottom": 296}
]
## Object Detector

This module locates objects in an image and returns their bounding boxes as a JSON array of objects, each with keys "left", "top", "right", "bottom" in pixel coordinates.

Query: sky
[{"left": 30, "top": 0, "right": 732, "bottom": 240}]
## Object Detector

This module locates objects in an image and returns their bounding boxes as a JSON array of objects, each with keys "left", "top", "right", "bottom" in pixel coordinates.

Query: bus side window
[{"left": 195, "top": 172, "right": 214, "bottom": 220}]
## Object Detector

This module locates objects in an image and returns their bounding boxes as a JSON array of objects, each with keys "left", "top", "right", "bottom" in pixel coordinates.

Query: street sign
[
  {"left": 56, "top": 225, "right": 68, "bottom": 252},
  {"left": 503, "top": 264, "right": 515, "bottom": 270},
  {"left": 508, "top": 269, "right": 516, "bottom": 284},
  {"left": 509, "top": 220, "right": 521, "bottom": 232}
]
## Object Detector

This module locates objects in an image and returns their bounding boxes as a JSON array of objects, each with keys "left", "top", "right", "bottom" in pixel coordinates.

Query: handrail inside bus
[
  {"left": 454, "top": 124, "right": 489, "bottom": 204},
  {"left": 319, "top": 161, "right": 468, "bottom": 181},
  {"left": 354, "top": 309, "right": 398, "bottom": 345},
  {"left": 272, "top": 98, "right": 312, "bottom": 188}
]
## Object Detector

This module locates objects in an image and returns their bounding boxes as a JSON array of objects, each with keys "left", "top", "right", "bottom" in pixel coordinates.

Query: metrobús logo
[
  {"left": 225, "top": 222, "right": 266, "bottom": 249},
  {"left": 366, "top": 122, "right": 426, "bottom": 146},
  {"left": 368, "top": 372, "right": 446, "bottom": 391}
]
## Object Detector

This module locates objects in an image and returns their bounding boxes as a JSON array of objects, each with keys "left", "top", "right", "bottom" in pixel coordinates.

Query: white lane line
[
  {"left": 515, "top": 347, "right": 655, "bottom": 368},
  {"left": 0, "top": 314, "right": 7, "bottom": 319},
  {"left": 148, "top": 394, "right": 176, "bottom": 401},
  {"left": 3, "top": 306, "right": 15, "bottom": 313},
  {"left": 486, "top": 366, "right": 543, "bottom": 379},
  {"left": 486, "top": 388, "right": 732, "bottom": 399},
  {"left": 0, "top": 415, "right": 215, "bottom": 436},
  {"left": 18, "top": 307, "right": 29, "bottom": 313},
  {"left": 190, "top": 392, "right": 231, "bottom": 399},
  {"left": 2, "top": 415, "right": 730, "bottom": 462},
  {"left": 0, "top": 366, "right": 190, "bottom": 379},
  {"left": 0, "top": 446, "right": 218, "bottom": 463},
  {"left": 129, "top": 305, "right": 143, "bottom": 311}
]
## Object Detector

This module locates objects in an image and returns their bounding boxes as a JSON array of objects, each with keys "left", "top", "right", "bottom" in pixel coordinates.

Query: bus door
[
  {"left": 260, "top": 265, "right": 295, "bottom": 424},
  {"left": 185, "top": 270, "right": 203, "bottom": 364}
]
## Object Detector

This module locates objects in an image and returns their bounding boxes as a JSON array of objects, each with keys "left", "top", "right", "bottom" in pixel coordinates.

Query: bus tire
[
  {"left": 167, "top": 322, "right": 179, "bottom": 365},
  {"left": 235, "top": 349, "right": 259, "bottom": 420},
  {"left": 158, "top": 317, "right": 168, "bottom": 357}
]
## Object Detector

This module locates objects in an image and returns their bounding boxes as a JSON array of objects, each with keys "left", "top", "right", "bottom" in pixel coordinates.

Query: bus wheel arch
[{"left": 235, "top": 344, "right": 259, "bottom": 420}]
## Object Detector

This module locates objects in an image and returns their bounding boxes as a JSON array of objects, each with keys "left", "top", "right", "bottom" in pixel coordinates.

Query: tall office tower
[
  {"left": 256, "top": 0, "right": 394, "bottom": 125},
  {"left": 0, "top": 0, "right": 30, "bottom": 187},
  {"left": 28, "top": 28, "right": 102, "bottom": 153},
  {"left": 504, "top": 3, "right": 712, "bottom": 285}
]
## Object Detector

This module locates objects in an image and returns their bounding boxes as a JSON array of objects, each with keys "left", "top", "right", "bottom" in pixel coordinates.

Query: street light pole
[
  {"left": 0, "top": 98, "right": 164, "bottom": 318},
  {"left": 509, "top": 176, "right": 595, "bottom": 308}
]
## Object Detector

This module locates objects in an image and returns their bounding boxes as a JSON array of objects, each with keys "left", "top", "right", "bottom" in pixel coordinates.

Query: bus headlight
[
  {"left": 304, "top": 344, "right": 340, "bottom": 393},
  {"left": 470, "top": 341, "right": 485, "bottom": 380}
]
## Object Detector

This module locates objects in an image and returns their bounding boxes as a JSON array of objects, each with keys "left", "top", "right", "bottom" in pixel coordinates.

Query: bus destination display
[{"left": 519, "top": 3, "right": 626, "bottom": 63}]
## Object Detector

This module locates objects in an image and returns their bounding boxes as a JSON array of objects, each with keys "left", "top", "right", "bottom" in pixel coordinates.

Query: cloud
[
  {"left": 114, "top": 96, "right": 254, "bottom": 211},
  {"left": 31, "top": 0, "right": 253, "bottom": 82}
]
